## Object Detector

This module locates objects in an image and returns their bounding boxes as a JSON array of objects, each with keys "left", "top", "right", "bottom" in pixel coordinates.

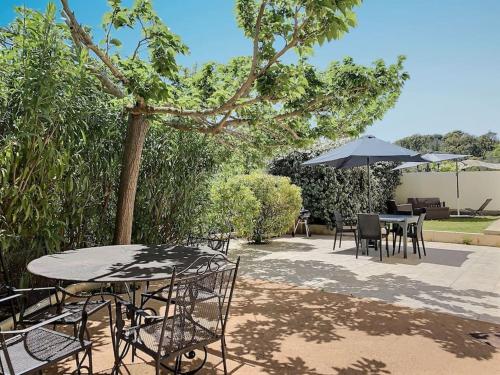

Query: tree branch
[
  {"left": 60, "top": 0, "right": 129, "bottom": 85},
  {"left": 86, "top": 65, "right": 125, "bottom": 98}
]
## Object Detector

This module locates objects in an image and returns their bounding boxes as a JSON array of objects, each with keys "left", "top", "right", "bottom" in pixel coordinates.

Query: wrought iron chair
[
  {"left": 114, "top": 254, "right": 240, "bottom": 375},
  {"left": 0, "top": 295, "right": 93, "bottom": 374},
  {"left": 356, "top": 214, "right": 389, "bottom": 261},
  {"left": 332, "top": 211, "right": 357, "bottom": 250},
  {"left": 186, "top": 231, "right": 231, "bottom": 255},
  {"left": 0, "top": 249, "right": 111, "bottom": 341},
  {"left": 395, "top": 212, "right": 427, "bottom": 258}
]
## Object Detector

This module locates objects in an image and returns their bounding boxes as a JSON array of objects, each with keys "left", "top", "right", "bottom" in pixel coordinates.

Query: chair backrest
[
  {"left": 416, "top": 212, "right": 426, "bottom": 233},
  {"left": 186, "top": 233, "right": 231, "bottom": 255},
  {"left": 397, "top": 204, "right": 413, "bottom": 215},
  {"left": 477, "top": 198, "right": 492, "bottom": 212},
  {"left": 357, "top": 214, "right": 381, "bottom": 239},
  {"left": 333, "top": 211, "right": 343, "bottom": 227},
  {"left": 386, "top": 200, "right": 398, "bottom": 214},
  {"left": 157, "top": 254, "right": 239, "bottom": 356}
]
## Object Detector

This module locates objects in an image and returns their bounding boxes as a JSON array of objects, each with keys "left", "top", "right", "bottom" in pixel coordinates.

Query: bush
[
  {"left": 0, "top": 6, "right": 225, "bottom": 286},
  {"left": 210, "top": 173, "right": 302, "bottom": 243},
  {"left": 268, "top": 149, "right": 400, "bottom": 227}
]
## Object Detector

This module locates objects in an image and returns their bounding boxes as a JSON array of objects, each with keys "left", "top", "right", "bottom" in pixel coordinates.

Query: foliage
[
  {"left": 268, "top": 146, "right": 400, "bottom": 226},
  {"left": 208, "top": 177, "right": 261, "bottom": 237},
  {"left": 0, "top": 6, "right": 225, "bottom": 286},
  {"left": 62, "top": 0, "right": 409, "bottom": 148},
  {"left": 0, "top": 5, "right": 123, "bottom": 286},
  {"left": 396, "top": 131, "right": 498, "bottom": 159},
  {"left": 210, "top": 173, "right": 302, "bottom": 243},
  {"left": 133, "top": 127, "right": 222, "bottom": 244}
]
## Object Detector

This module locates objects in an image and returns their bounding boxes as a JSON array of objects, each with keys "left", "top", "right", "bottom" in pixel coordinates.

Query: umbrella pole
[
  {"left": 456, "top": 160, "right": 460, "bottom": 216},
  {"left": 367, "top": 157, "right": 371, "bottom": 212}
]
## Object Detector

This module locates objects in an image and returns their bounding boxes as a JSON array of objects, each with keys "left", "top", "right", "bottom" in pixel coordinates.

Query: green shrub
[
  {"left": 0, "top": 6, "right": 225, "bottom": 286},
  {"left": 210, "top": 173, "right": 302, "bottom": 243}
]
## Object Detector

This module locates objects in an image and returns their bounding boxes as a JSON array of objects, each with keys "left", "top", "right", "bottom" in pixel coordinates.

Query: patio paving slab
[
  {"left": 232, "top": 235, "right": 500, "bottom": 324},
  {"left": 51, "top": 278, "right": 500, "bottom": 374}
]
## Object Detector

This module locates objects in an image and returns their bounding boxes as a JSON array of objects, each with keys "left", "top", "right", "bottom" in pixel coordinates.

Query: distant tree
[
  {"left": 395, "top": 134, "right": 442, "bottom": 153},
  {"left": 60, "top": 0, "right": 409, "bottom": 244},
  {"left": 396, "top": 131, "right": 498, "bottom": 158}
]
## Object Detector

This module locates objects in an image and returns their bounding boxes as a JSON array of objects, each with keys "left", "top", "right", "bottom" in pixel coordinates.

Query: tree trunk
[{"left": 113, "top": 112, "right": 149, "bottom": 244}]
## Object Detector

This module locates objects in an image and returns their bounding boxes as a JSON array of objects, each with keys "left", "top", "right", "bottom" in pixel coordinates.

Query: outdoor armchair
[
  {"left": 115, "top": 254, "right": 240, "bottom": 375},
  {"left": 356, "top": 214, "right": 389, "bottom": 261},
  {"left": 0, "top": 295, "right": 92, "bottom": 375},
  {"left": 332, "top": 211, "right": 357, "bottom": 250},
  {"left": 395, "top": 213, "right": 427, "bottom": 258}
]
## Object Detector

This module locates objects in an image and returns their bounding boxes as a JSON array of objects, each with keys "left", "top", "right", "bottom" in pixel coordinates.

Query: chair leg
[
  {"left": 339, "top": 229, "right": 343, "bottom": 248},
  {"left": 416, "top": 237, "right": 421, "bottom": 259},
  {"left": 398, "top": 235, "right": 402, "bottom": 253},
  {"left": 221, "top": 336, "right": 228, "bottom": 375},
  {"left": 378, "top": 240, "right": 382, "bottom": 261},
  {"left": 385, "top": 234, "right": 389, "bottom": 251},
  {"left": 355, "top": 235, "right": 359, "bottom": 259},
  {"left": 353, "top": 230, "right": 358, "bottom": 249},
  {"left": 88, "top": 347, "right": 93, "bottom": 375},
  {"left": 333, "top": 228, "right": 337, "bottom": 251},
  {"left": 421, "top": 231, "right": 427, "bottom": 256}
]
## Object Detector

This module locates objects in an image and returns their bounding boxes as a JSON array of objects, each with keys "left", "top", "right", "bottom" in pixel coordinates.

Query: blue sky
[{"left": 1, "top": 0, "right": 499, "bottom": 141}]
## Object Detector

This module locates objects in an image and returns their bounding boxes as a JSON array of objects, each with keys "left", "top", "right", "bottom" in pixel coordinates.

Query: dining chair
[
  {"left": 186, "top": 231, "right": 231, "bottom": 255},
  {"left": 356, "top": 214, "right": 389, "bottom": 261},
  {"left": 0, "top": 249, "right": 112, "bottom": 342},
  {"left": 115, "top": 254, "right": 240, "bottom": 375},
  {"left": 395, "top": 213, "right": 427, "bottom": 258},
  {"left": 0, "top": 295, "right": 92, "bottom": 374},
  {"left": 332, "top": 211, "right": 357, "bottom": 250}
]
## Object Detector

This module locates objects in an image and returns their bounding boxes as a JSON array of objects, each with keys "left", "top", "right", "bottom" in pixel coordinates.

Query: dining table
[
  {"left": 378, "top": 214, "right": 418, "bottom": 258},
  {"left": 27, "top": 243, "right": 224, "bottom": 373},
  {"left": 27, "top": 243, "right": 221, "bottom": 303}
]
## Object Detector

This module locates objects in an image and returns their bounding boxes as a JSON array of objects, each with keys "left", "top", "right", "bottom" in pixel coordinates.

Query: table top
[
  {"left": 27, "top": 244, "right": 221, "bottom": 283},
  {"left": 378, "top": 214, "right": 418, "bottom": 223}
]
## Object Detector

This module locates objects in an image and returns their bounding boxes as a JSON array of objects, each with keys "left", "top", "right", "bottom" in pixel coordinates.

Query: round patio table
[
  {"left": 27, "top": 244, "right": 220, "bottom": 283},
  {"left": 28, "top": 244, "right": 221, "bottom": 374}
]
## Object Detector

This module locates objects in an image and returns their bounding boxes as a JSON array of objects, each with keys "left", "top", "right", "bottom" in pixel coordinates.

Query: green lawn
[{"left": 423, "top": 217, "right": 498, "bottom": 233}]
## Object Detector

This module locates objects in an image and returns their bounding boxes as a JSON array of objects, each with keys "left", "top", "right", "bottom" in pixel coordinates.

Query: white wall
[{"left": 395, "top": 171, "right": 500, "bottom": 211}]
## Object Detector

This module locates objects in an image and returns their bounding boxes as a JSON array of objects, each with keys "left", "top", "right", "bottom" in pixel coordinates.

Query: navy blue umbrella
[{"left": 303, "top": 135, "right": 426, "bottom": 211}]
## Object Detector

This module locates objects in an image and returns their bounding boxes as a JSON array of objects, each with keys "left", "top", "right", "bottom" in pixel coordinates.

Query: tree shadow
[
  {"left": 332, "top": 358, "right": 391, "bottom": 374},
  {"left": 334, "top": 246, "right": 474, "bottom": 267},
  {"left": 225, "top": 277, "right": 498, "bottom": 375}
]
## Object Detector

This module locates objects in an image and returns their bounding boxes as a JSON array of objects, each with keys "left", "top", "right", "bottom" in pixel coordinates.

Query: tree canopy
[{"left": 61, "top": 0, "right": 409, "bottom": 148}]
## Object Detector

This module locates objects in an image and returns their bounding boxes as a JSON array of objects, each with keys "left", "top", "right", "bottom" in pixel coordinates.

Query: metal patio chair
[
  {"left": 0, "top": 295, "right": 92, "bottom": 375},
  {"left": 0, "top": 249, "right": 111, "bottom": 341},
  {"left": 114, "top": 254, "right": 240, "bottom": 375},
  {"left": 356, "top": 214, "right": 389, "bottom": 261},
  {"left": 332, "top": 211, "right": 357, "bottom": 250},
  {"left": 186, "top": 231, "right": 231, "bottom": 255}
]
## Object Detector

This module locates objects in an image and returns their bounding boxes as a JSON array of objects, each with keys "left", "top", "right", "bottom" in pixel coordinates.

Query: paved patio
[
  {"left": 232, "top": 235, "right": 500, "bottom": 324},
  {"left": 54, "top": 278, "right": 500, "bottom": 374}
]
